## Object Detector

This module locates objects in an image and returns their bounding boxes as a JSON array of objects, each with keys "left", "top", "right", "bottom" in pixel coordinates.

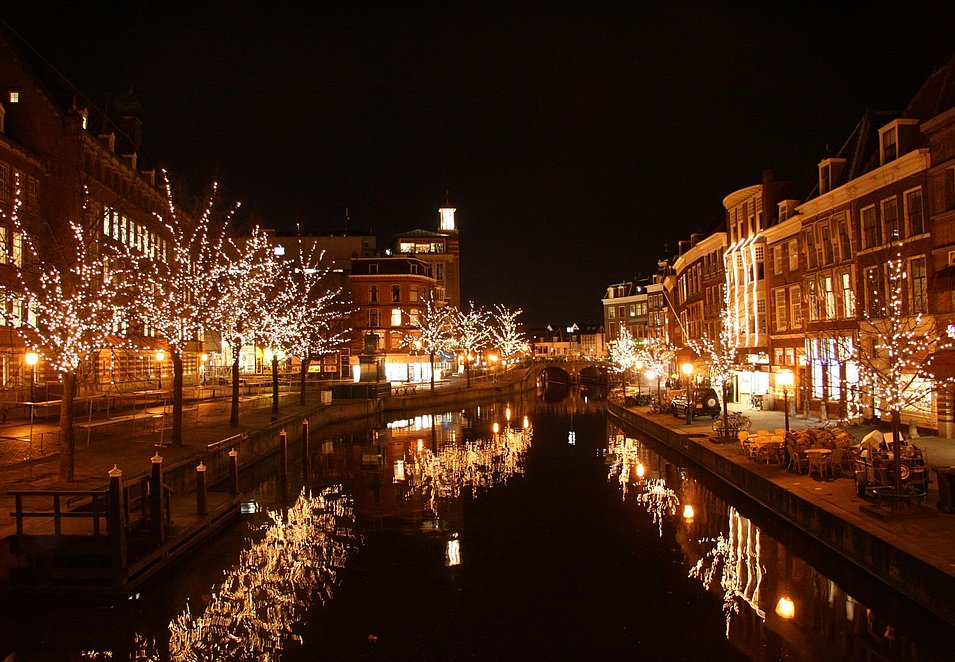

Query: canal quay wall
[
  {"left": 607, "top": 401, "right": 955, "bottom": 629},
  {"left": 153, "top": 374, "right": 539, "bottom": 498}
]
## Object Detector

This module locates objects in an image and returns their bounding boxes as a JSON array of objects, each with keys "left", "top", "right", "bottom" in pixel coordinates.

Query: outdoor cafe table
[{"left": 749, "top": 437, "right": 784, "bottom": 464}]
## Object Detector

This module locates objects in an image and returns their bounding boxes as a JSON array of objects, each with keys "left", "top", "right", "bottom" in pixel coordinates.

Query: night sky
[{"left": 3, "top": 2, "right": 953, "bottom": 327}]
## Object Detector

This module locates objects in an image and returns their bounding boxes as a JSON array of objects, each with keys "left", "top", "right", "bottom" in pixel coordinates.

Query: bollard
[
  {"left": 302, "top": 419, "right": 310, "bottom": 477},
  {"left": 150, "top": 453, "right": 166, "bottom": 543},
  {"left": 107, "top": 465, "right": 127, "bottom": 570},
  {"left": 196, "top": 462, "right": 207, "bottom": 516},
  {"left": 280, "top": 429, "right": 288, "bottom": 482},
  {"left": 229, "top": 448, "right": 239, "bottom": 495}
]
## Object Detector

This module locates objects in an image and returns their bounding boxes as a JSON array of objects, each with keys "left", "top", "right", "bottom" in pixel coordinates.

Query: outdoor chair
[
  {"left": 807, "top": 452, "right": 831, "bottom": 480},
  {"left": 828, "top": 448, "right": 853, "bottom": 477},
  {"left": 787, "top": 442, "right": 809, "bottom": 474}
]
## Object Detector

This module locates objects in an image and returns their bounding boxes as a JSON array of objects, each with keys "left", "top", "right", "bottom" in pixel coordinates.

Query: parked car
[{"left": 671, "top": 387, "right": 722, "bottom": 419}]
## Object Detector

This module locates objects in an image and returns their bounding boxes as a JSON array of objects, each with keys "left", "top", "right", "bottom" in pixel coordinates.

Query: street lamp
[
  {"left": 155, "top": 349, "right": 165, "bottom": 390},
  {"left": 778, "top": 369, "right": 794, "bottom": 432},
  {"left": 681, "top": 362, "right": 694, "bottom": 425},
  {"left": 24, "top": 351, "right": 38, "bottom": 403},
  {"left": 25, "top": 351, "right": 38, "bottom": 454}
]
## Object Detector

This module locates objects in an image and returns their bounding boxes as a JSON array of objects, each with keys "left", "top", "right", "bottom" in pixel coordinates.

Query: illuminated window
[
  {"left": 841, "top": 272, "right": 855, "bottom": 318},
  {"left": 864, "top": 266, "right": 882, "bottom": 317},
  {"left": 409, "top": 308, "right": 420, "bottom": 326},
  {"left": 410, "top": 285, "right": 419, "bottom": 302},
  {"left": 789, "top": 285, "right": 802, "bottom": 329},
  {"left": 773, "top": 245, "right": 783, "bottom": 275},
  {"left": 822, "top": 275, "right": 836, "bottom": 320},
  {"left": 8, "top": 91, "right": 19, "bottom": 104},
  {"left": 12, "top": 231, "right": 21, "bottom": 267},
  {"left": 788, "top": 239, "right": 799, "bottom": 271},
  {"left": 391, "top": 308, "right": 402, "bottom": 326},
  {"left": 0, "top": 227, "right": 6, "bottom": 264},
  {"left": 774, "top": 289, "right": 787, "bottom": 331},
  {"left": 608, "top": 307, "right": 615, "bottom": 319},
  {"left": 807, "top": 280, "right": 818, "bottom": 322}
]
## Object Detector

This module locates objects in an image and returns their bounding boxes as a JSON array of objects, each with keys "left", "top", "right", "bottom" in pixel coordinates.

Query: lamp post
[
  {"left": 25, "top": 351, "right": 38, "bottom": 454},
  {"left": 681, "top": 362, "right": 694, "bottom": 425},
  {"left": 155, "top": 349, "right": 165, "bottom": 390},
  {"left": 778, "top": 369, "right": 794, "bottom": 432}
]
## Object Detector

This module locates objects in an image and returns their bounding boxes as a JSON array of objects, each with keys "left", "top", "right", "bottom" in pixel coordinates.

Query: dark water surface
[{"left": 1, "top": 387, "right": 952, "bottom": 660}]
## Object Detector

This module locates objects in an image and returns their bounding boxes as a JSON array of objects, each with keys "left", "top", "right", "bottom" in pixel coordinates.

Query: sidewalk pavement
[{"left": 625, "top": 400, "right": 955, "bottom": 598}]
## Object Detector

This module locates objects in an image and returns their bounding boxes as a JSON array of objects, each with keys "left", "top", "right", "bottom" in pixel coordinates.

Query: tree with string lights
[
  {"left": 852, "top": 247, "right": 955, "bottom": 507},
  {"left": 133, "top": 175, "right": 235, "bottom": 445},
  {"left": 260, "top": 238, "right": 351, "bottom": 411},
  {"left": 639, "top": 336, "right": 677, "bottom": 404},
  {"left": 608, "top": 326, "right": 639, "bottom": 393},
  {"left": 489, "top": 304, "right": 527, "bottom": 373},
  {"left": 688, "top": 303, "right": 745, "bottom": 438},
  {"left": 212, "top": 227, "right": 279, "bottom": 427},
  {"left": 402, "top": 294, "right": 454, "bottom": 391},
  {"left": 1, "top": 179, "right": 136, "bottom": 480},
  {"left": 450, "top": 302, "right": 490, "bottom": 388}
]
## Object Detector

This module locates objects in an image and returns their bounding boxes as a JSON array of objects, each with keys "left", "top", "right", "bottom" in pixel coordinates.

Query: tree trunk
[
  {"left": 230, "top": 350, "right": 240, "bottom": 427},
  {"left": 299, "top": 356, "right": 310, "bottom": 406},
  {"left": 891, "top": 408, "right": 903, "bottom": 511},
  {"left": 271, "top": 354, "right": 279, "bottom": 420},
  {"left": 430, "top": 350, "right": 435, "bottom": 391},
  {"left": 58, "top": 370, "right": 76, "bottom": 482},
  {"left": 721, "top": 382, "right": 730, "bottom": 441},
  {"left": 172, "top": 348, "right": 184, "bottom": 447},
  {"left": 466, "top": 357, "right": 471, "bottom": 388}
]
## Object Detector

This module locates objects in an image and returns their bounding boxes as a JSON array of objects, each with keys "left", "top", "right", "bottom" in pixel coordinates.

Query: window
[
  {"left": 882, "top": 197, "right": 899, "bottom": 242},
  {"left": 12, "top": 231, "right": 21, "bottom": 267},
  {"left": 618, "top": 306, "right": 625, "bottom": 319},
  {"left": 861, "top": 206, "right": 880, "bottom": 248},
  {"left": 864, "top": 266, "right": 882, "bottom": 317},
  {"left": 788, "top": 239, "right": 799, "bottom": 271},
  {"left": 822, "top": 275, "right": 836, "bottom": 320},
  {"left": 391, "top": 285, "right": 401, "bottom": 303},
  {"left": 608, "top": 307, "right": 616, "bottom": 319},
  {"left": 881, "top": 125, "right": 897, "bottom": 163},
  {"left": 435, "top": 263, "right": 445, "bottom": 281},
  {"left": 820, "top": 163, "right": 831, "bottom": 194},
  {"left": 837, "top": 217, "right": 851, "bottom": 261},
  {"left": 409, "top": 308, "right": 420, "bottom": 326},
  {"left": 368, "top": 263, "right": 378, "bottom": 274},
  {"left": 841, "top": 272, "right": 855, "bottom": 318},
  {"left": 8, "top": 91, "right": 19, "bottom": 104},
  {"left": 910, "top": 257, "right": 928, "bottom": 313},
  {"left": 0, "top": 162, "right": 7, "bottom": 202},
  {"left": 629, "top": 304, "right": 635, "bottom": 317},
  {"left": 369, "top": 309, "right": 380, "bottom": 328},
  {"left": 774, "top": 289, "right": 787, "bottom": 331},
  {"left": 808, "top": 280, "right": 818, "bottom": 321},
  {"left": 805, "top": 230, "right": 818, "bottom": 269},
  {"left": 821, "top": 225, "right": 835, "bottom": 265},
  {"left": 773, "top": 245, "right": 783, "bottom": 275},
  {"left": 369, "top": 285, "right": 378, "bottom": 303},
  {"left": 391, "top": 308, "right": 402, "bottom": 327},
  {"left": 905, "top": 189, "right": 924, "bottom": 236},
  {"left": 410, "top": 285, "right": 419, "bottom": 302}
]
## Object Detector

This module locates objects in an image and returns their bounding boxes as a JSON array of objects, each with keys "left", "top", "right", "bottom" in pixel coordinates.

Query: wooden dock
[{"left": 7, "top": 463, "right": 241, "bottom": 595}]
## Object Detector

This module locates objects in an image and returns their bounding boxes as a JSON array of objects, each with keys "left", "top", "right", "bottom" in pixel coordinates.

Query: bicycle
[
  {"left": 712, "top": 411, "right": 752, "bottom": 434},
  {"left": 649, "top": 397, "right": 670, "bottom": 415}
]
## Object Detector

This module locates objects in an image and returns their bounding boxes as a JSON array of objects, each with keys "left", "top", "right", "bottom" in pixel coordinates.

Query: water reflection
[
  {"left": 127, "top": 486, "right": 358, "bottom": 661},
  {"left": 606, "top": 423, "right": 949, "bottom": 661}
]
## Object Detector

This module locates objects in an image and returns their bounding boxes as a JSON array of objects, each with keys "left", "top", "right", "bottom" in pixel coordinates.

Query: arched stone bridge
[{"left": 536, "top": 360, "right": 612, "bottom": 388}]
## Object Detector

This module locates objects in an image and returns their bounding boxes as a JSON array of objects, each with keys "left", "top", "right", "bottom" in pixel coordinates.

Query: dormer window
[
  {"left": 882, "top": 126, "right": 897, "bottom": 163},
  {"left": 818, "top": 158, "right": 845, "bottom": 195}
]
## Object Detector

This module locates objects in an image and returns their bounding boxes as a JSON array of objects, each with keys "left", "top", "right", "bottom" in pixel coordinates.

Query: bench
[
  {"left": 392, "top": 385, "right": 417, "bottom": 396},
  {"left": 74, "top": 414, "right": 141, "bottom": 431}
]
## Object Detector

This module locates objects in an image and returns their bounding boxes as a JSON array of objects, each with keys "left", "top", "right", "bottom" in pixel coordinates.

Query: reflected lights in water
[
  {"left": 128, "top": 485, "right": 360, "bottom": 661},
  {"left": 402, "top": 421, "right": 533, "bottom": 518}
]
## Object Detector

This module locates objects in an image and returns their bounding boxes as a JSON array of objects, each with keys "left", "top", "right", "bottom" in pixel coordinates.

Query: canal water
[{"left": 1, "top": 386, "right": 953, "bottom": 660}]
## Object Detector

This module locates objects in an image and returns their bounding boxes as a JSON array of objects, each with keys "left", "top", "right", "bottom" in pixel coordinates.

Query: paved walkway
[{"left": 626, "top": 401, "right": 955, "bottom": 594}]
